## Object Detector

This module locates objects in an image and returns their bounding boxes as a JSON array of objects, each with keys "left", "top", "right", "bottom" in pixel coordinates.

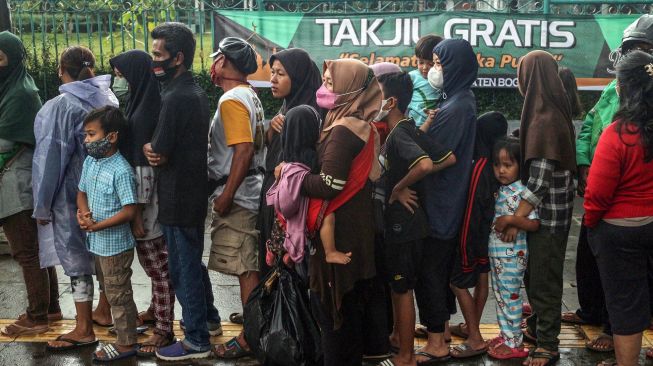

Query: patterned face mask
[{"left": 85, "top": 136, "right": 113, "bottom": 159}]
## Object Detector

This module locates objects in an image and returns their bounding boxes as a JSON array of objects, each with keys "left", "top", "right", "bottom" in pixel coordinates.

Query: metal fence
[{"left": 8, "top": 0, "right": 652, "bottom": 73}]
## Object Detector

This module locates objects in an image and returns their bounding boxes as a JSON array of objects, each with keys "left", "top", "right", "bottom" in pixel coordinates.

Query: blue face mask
[{"left": 85, "top": 136, "right": 113, "bottom": 159}]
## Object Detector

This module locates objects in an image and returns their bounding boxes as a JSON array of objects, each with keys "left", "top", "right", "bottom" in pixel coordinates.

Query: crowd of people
[{"left": 0, "top": 13, "right": 652, "bottom": 366}]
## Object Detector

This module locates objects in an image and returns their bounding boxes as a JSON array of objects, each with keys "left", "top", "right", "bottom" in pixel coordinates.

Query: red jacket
[{"left": 584, "top": 122, "right": 653, "bottom": 228}]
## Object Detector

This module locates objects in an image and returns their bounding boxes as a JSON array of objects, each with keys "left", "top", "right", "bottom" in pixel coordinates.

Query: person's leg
[
  {"left": 161, "top": 225, "right": 210, "bottom": 353},
  {"left": 569, "top": 222, "right": 603, "bottom": 324},
  {"left": 2, "top": 210, "right": 50, "bottom": 328},
  {"left": 490, "top": 256, "right": 528, "bottom": 356},
  {"left": 361, "top": 276, "right": 390, "bottom": 356},
  {"left": 320, "top": 214, "right": 351, "bottom": 264},
  {"left": 96, "top": 250, "right": 138, "bottom": 353},
  {"left": 524, "top": 230, "right": 567, "bottom": 354},
  {"left": 47, "top": 267, "right": 62, "bottom": 317},
  {"left": 391, "top": 290, "right": 417, "bottom": 365},
  {"left": 450, "top": 284, "right": 485, "bottom": 353},
  {"left": 474, "top": 272, "right": 489, "bottom": 322},
  {"left": 93, "top": 256, "right": 113, "bottom": 326},
  {"left": 613, "top": 334, "right": 643, "bottom": 366},
  {"left": 47, "top": 275, "right": 95, "bottom": 348},
  {"left": 135, "top": 237, "right": 176, "bottom": 352}
]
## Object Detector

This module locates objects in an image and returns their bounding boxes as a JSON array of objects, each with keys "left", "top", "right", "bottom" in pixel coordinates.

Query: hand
[
  {"left": 577, "top": 165, "right": 589, "bottom": 197},
  {"left": 389, "top": 186, "right": 418, "bottom": 214},
  {"left": 500, "top": 226, "right": 518, "bottom": 243},
  {"left": 274, "top": 162, "right": 286, "bottom": 180},
  {"left": 77, "top": 210, "right": 96, "bottom": 231},
  {"left": 36, "top": 219, "right": 51, "bottom": 226},
  {"left": 131, "top": 210, "right": 146, "bottom": 239},
  {"left": 143, "top": 143, "right": 168, "bottom": 167},
  {"left": 213, "top": 192, "right": 234, "bottom": 217},
  {"left": 493, "top": 215, "right": 513, "bottom": 233},
  {"left": 270, "top": 114, "right": 285, "bottom": 133},
  {"left": 423, "top": 108, "right": 439, "bottom": 127}
]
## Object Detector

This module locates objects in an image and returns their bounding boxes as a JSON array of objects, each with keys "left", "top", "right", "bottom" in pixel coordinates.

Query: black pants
[
  {"left": 311, "top": 279, "right": 389, "bottom": 366},
  {"left": 415, "top": 236, "right": 457, "bottom": 333},
  {"left": 589, "top": 221, "right": 653, "bottom": 335}
]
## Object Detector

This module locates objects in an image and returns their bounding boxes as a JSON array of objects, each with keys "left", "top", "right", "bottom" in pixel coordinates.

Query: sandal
[
  {"left": 213, "top": 336, "right": 253, "bottom": 359},
  {"left": 108, "top": 325, "right": 149, "bottom": 335},
  {"left": 525, "top": 349, "right": 560, "bottom": 366},
  {"left": 450, "top": 343, "right": 487, "bottom": 359},
  {"left": 488, "top": 341, "right": 529, "bottom": 360},
  {"left": 46, "top": 335, "right": 99, "bottom": 351},
  {"left": 93, "top": 343, "right": 137, "bottom": 362},
  {"left": 379, "top": 359, "right": 397, "bottom": 366},
  {"left": 415, "top": 350, "right": 451, "bottom": 365},
  {"left": 561, "top": 311, "right": 587, "bottom": 325},
  {"left": 586, "top": 333, "right": 614, "bottom": 353},
  {"left": 450, "top": 323, "right": 469, "bottom": 339},
  {"left": 136, "top": 332, "right": 175, "bottom": 357},
  {"left": 229, "top": 312, "right": 244, "bottom": 325}
]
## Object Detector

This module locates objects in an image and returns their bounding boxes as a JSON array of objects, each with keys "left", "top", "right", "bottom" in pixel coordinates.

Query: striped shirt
[
  {"left": 521, "top": 159, "right": 575, "bottom": 234},
  {"left": 79, "top": 152, "right": 137, "bottom": 256}
]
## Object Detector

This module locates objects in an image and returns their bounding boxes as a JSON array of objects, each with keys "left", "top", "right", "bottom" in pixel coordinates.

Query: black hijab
[
  {"left": 265, "top": 48, "right": 322, "bottom": 171},
  {"left": 109, "top": 50, "right": 161, "bottom": 166},
  {"left": 280, "top": 105, "right": 321, "bottom": 172},
  {"left": 474, "top": 111, "right": 508, "bottom": 160}
]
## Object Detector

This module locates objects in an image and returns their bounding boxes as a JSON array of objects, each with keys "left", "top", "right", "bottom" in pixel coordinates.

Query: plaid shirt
[
  {"left": 79, "top": 153, "right": 137, "bottom": 256},
  {"left": 521, "top": 159, "right": 575, "bottom": 234}
]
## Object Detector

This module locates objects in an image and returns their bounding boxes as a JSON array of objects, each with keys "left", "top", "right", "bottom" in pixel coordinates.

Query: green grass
[{"left": 18, "top": 31, "right": 217, "bottom": 71}]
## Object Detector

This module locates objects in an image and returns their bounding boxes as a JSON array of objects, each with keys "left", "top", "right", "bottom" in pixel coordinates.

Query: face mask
[
  {"left": 373, "top": 98, "right": 392, "bottom": 122},
  {"left": 315, "top": 83, "right": 365, "bottom": 110},
  {"left": 0, "top": 65, "right": 11, "bottom": 81},
  {"left": 112, "top": 76, "right": 129, "bottom": 100},
  {"left": 428, "top": 67, "right": 444, "bottom": 89},
  {"left": 85, "top": 136, "right": 113, "bottom": 159},
  {"left": 152, "top": 58, "right": 178, "bottom": 83},
  {"left": 210, "top": 56, "right": 223, "bottom": 86}
]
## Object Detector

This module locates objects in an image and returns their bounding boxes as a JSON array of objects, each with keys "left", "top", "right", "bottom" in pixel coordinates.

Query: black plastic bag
[{"left": 244, "top": 265, "right": 322, "bottom": 366}]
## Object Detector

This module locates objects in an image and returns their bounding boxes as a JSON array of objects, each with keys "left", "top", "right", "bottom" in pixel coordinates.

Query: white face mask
[
  {"left": 373, "top": 98, "right": 392, "bottom": 122},
  {"left": 428, "top": 67, "right": 444, "bottom": 89}
]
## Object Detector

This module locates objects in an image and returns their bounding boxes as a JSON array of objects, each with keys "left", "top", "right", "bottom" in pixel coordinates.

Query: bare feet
[
  {"left": 47, "top": 329, "right": 95, "bottom": 349},
  {"left": 1, "top": 314, "right": 49, "bottom": 336},
  {"left": 137, "top": 310, "right": 155, "bottom": 326},
  {"left": 137, "top": 332, "right": 172, "bottom": 354},
  {"left": 92, "top": 308, "right": 112, "bottom": 326},
  {"left": 325, "top": 250, "right": 352, "bottom": 265},
  {"left": 390, "top": 354, "right": 417, "bottom": 366},
  {"left": 415, "top": 345, "right": 449, "bottom": 363},
  {"left": 586, "top": 334, "right": 614, "bottom": 352}
]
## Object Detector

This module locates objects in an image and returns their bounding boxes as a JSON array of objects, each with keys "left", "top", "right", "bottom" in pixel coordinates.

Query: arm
[
  {"left": 497, "top": 215, "right": 540, "bottom": 232},
  {"left": 392, "top": 152, "right": 455, "bottom": 192},
  {"left": 88, "top": 204, "right": 138, "bottom": 232},
  {"left": 418, "top": 108, "right": 439, "bottom": 133},
  {"left": 575, "top": 111, "right": 595, "bottom": 167},
  {"left": 213, "top": 142, "right": 254, "bottom": 216},
  {"left": 88, "top": 169, "right": 138, "bottom": 232},
  {"left": 583, "top": 127, "right": 620, "bottom": 228}
]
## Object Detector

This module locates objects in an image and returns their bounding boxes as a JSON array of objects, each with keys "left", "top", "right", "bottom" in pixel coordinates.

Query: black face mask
[{"left": 151, "top": 57, "right": 178, "bottom": 83}]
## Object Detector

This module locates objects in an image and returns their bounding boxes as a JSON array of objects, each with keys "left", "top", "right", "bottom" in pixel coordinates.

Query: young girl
[{"left": 487, "top": 137, "right": 540, "bottom": 360}]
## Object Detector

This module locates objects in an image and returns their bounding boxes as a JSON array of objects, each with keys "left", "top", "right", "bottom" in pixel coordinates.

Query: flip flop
[
  {"left": 526, "top": 349, "right": 560, "bottom": 366},
  {"left": 46, "top": 335, "right": 99, "bottom": 352},
  {"left": 93, "top": 343, "right": 137, "bottom": 362},
  {"left": 561, "top": 311, "right": 587, "bottom": 325},
  {"left": 213, "top": 337, "right": 253, "bottom": 359},
  {"left": 586, "top": 333, "right": 614, "bottom": 353},
  {"left": 450, "top": 323, "right": 469, "bottom": 339},
  {"left": 379, "top": 359, "right": 397, "bottom": 366},
  {"left": 108, "top": 325, "right": 149, "bottom": 335},
  {"left": 416, "top": 351, "right": 451, "bottom": 365},
  {"left": 136, "top": 332, "right": 175, "bottom": 357},
  {"left": 450, "top": 343, "right": 487, "bottom": 359},
  {"left": 229, "top": 312, "right": 244, "bottom": 325},
  {"left": 487, "top": 342, "right": 530, "bottom": 360}
]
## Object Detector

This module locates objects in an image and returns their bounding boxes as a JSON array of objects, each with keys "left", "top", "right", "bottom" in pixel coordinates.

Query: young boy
[
  {"left": 376, "top": 72, "right": 455, "bottom": 366},
  {"left": 407, "top": 34, "right": 444, "bottom": 127},
  {"left": 76, "top": 106, "right": 139, "bottom": 362}
]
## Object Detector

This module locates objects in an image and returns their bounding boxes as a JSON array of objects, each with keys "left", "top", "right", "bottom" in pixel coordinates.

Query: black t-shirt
[
  {"left": 151, "top": 72, "right": 210, "bottom": 227},
  {"left": 384, "top": 119, "right": 452, "bottom": 244}
]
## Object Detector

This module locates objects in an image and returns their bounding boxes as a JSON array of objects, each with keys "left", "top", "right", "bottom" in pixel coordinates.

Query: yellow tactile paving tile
[{"left": 1, "top": 320, "right": 650, "bottom": 349}]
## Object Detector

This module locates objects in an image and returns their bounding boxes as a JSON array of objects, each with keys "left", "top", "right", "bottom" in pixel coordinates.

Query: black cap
[
  {"left": 210, "top": 37, "right": 258, "bottom": 75},
  {"left": 622, "top": 14, "right": 653, "bottom": 49}
]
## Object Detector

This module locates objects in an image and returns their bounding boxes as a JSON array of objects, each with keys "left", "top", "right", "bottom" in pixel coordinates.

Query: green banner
[{"left": 214, "top": 11, "right": 639, "bottom": 89}]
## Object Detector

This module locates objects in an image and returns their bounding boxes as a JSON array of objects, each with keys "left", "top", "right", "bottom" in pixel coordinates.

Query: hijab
[
  {"left": 517, "top": 50, "right": 576, "bottom": 176},
  {"left": 475, "top": 111, "right": 508, "bottom": 160},
  {"left": 109, "top": 50, "right": 161, "bottom": 166},
  {"left": 0, "top": 31, "right": 41, "bottom": 146},
  {"left": 269, "top": 48, "right": 322, "bottom": 114},
  {"left": 321, "top": 59, "right": 382, "bottom": 142},
  {"left": 280, "top": 105, "right": 321, "bottom": 171}
]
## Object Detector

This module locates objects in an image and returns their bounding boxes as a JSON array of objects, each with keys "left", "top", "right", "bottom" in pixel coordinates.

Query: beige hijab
[{"left": 321, "top": 59, "right": 382, "bottom": 181}]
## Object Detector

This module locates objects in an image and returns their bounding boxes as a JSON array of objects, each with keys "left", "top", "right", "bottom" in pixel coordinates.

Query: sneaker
[
  {"left": 155, "top": 341, "right": 210, "bottom": 361},
  {"left": 179, "top": 319, "right": 223, "bottom": 336}
]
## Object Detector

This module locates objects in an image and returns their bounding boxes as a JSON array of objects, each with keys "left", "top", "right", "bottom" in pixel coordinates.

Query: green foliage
[{"left": 25, "top": 57, "right": 599, "bottom": 121}]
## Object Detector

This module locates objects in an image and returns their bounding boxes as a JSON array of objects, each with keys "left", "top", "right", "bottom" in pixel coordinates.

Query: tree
[{"left": 0, "top": 0, "right": 10, "bottom": 31}]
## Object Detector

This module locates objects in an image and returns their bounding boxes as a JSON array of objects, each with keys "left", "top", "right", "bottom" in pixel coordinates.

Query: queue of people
[{"left": 0, "top": 13, "right": 652, "bottom": 366}]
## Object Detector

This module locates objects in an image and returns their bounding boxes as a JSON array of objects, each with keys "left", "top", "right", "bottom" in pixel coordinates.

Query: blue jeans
[{"left": 162, "top": 225, "right": 221, "bottom": 351}]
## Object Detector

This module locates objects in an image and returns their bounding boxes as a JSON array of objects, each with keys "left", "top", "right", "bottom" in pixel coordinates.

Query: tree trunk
[{"left": 0, "top": 0, "right": 11, "bottom": 32}]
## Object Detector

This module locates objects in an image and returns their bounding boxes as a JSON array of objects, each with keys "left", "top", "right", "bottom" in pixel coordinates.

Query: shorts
[
  {"left": 384, "top": 239, "right": 423, "bottom": 294},
  {"left": 450, "top": 255, "right": 490, "bottom": 289},
  {"left": 208, "top": 204, "right": 259, "bottom": 276}
]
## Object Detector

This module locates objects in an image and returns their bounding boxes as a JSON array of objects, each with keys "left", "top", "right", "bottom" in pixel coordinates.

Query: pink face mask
[{"left": 315, "top": 83, "right": 365, "bottom": 110}]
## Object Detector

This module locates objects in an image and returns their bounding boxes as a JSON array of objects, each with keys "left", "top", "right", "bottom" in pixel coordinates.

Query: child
[
  {"left": 76, "top": 106, "right": 139, "bottom": 362},
  {"left": 487, "top": 137, "right": 540, "bottom": 360},
  {"left": 406, "top": 34, "right": 444, "bottom": 127},
  {"left": 377, "top": 72, "right": 455, "bottom": 366}
]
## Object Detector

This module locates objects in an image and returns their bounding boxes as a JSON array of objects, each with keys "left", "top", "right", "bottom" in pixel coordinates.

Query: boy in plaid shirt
[{"left": 76, "top": 106, "right": 139, "bottom": 362}]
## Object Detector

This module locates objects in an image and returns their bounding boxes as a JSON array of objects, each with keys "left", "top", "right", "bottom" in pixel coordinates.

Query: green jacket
[{"left": 576, "top": 79, "right": 620, "bottom": 166}]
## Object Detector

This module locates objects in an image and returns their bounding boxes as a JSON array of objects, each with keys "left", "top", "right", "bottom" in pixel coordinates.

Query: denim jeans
[{"left": 162, "top": 225, "right": 221, "bottom": 351}]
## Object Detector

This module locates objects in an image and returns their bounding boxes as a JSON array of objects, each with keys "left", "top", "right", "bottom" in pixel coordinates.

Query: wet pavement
[{"left": 0, "top": 196, "right": 651, "bottom": 365}]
